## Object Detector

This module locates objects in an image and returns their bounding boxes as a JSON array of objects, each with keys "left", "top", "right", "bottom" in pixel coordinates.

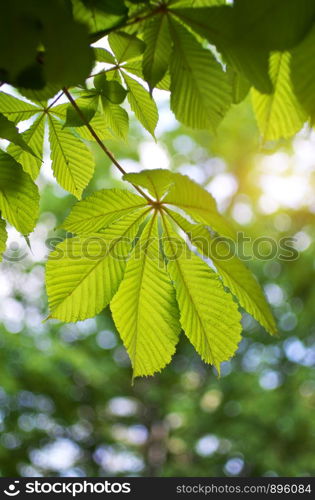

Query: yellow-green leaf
[
  {"left": 163, "top": 172, "right": 236, "bottom": 239},
  {"left": 48, "top": 116, "right": 95, "bottom": 198},
  {"left": 62, "top": 189, "right": 147, "bottom": 234},
  {"left": 169, "top": 19, "right": 231, "bottom": 130},
  {"left": 7, "top": 114, "right": 45, "bottom": 180},
  {"left": 46, "top": 209, "right": 149, "bottom": 322},
  {"left": 123, "top": 169, "right": 174, "bottom": 201},
  {"left": 0, "top": 217, "right": 7, "bottom": 261},
  {"left": 251, "top": 52, "right": 307, "bottom": 141},
  {"left": 167, "top": 209, "right": 276, "bottom": 335},
  {"left": 0, "top": 151, "right": 39, "bottom": 234},
  {"left": 111, "top": 214, "right": 181, "bottom": 378},
  {"left": 162, "top": 217, "right": 242, "bottom": 372},
  {"left": 123, "top": 73, "right": 158, "bottom": 138},
  {"left": 0, "top": 91, "right": 40, "bottom": 123}
]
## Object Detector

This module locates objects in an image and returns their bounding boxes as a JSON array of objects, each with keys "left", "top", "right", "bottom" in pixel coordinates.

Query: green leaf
[
  {"left": 109, "top": 31, "right": 145, "bottom": 63},
  {"left": 123, "top": 60, "right": 144, "bottom": 79},
  {"left": 233, "top": 0, "right": 315, "bottom": 51},
  {"left": 46, "top": 209, "right": 149, "bottom": 322},
  {"left": 142, "top": 14, "right": 172, "bottom": 90},
  {"left": 64, "top": 97, "right": 99, "bottom": 128},
  {"left": 0, "top": 113, "right": 35, "bottom": 155},
  {"left": 168, "top": 19, "right": 231, "bottom": 130},
  {"left": 0, "top": 151, "right": 39, "bottom": 234},
  {"left": 0, "top": 217, "right": 7, "bottom": 262},
  {"left": 227, "top": 66, "right": 250, "bottom": 104},
  {"left": 94, "top": 73, "right": 128, "bottom": 104},
  {"left": 7, "top": 114, "right": 45, "bottom": 180},
  {"left": 18, "top": 85, "right": 60, "bottom": 103},
  {"left": 156, "top": 71, "right": 171, "bottom": 91},
  {"left": 162, "top": 172, "right": 236, "bottom": 239},
  {"left": 172, "top": 6, "right": 272, "bottom": 93},
  {"left": 123, "top": 73, "right": 158, "bottom": 137},
  {"left": 62, "top": 189, "right": 147, "bottom": 234},
  {"left": 251, "top": 52, "right": 307, "bottom": 141},
  {"left": 48, "top": 116, "right": 95, "bottom": 199},
  {"left": 0, "top": 91, "right": 40, "bottom": 123},
  {"left": 101, "top": 101, "right": 129, "bottom": 140},
  {"left": 51, "top": 102, "right": 113, "bottom": 141},
  {"left": 0, "top": 3, "right": 40, "bottom": 84},
  {"left": 162, "top": 217, "right": 242, "bottom": 372},
  {"left": 123, "top": 169, "right": 174, "bottom": 200},
  {"left": 291, "top": 25, "right": 315, "bottom": 121},
  {"left": 82, "top": 0, "right": 128, "bottom": 15},
  {"left": 72, "top": 0, "right": 128, "bottom": 41},
  {"left": 111, "top": 214, "right": 181, "bottom": 377},
  {"left": 94, "top": 47, "right": 116, "bottom": 64},
  {"left": 42, "top": 14, "right": 94, "bottom": 87},
  {"left": 167, "top": 210, "right": 276, "bottom": 335}
]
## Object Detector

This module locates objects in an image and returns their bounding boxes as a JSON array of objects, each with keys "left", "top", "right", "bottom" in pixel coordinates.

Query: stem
[
  {"left": 63, "top": 87, "right": 153, "bottom": 203},
  {"left": 46, "top": 91, "right": 64, "bottom": 112}
]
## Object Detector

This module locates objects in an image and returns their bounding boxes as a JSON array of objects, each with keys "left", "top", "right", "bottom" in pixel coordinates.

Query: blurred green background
[{"left": 0, "top": 91, "right": 314, "bottom": 477}]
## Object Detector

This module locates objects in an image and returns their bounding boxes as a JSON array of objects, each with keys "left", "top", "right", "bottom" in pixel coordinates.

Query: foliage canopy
[{"left": 2, "top": 0, "right": 312, "bottom": 376}]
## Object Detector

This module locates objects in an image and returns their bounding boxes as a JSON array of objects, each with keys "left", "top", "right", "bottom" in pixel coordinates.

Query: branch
[{"left": 63, "top": 88, "right": 153, "bottom": 203}]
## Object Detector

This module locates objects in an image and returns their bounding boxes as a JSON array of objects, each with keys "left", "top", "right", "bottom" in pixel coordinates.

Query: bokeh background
[{"left": 0, "top": 89, "right": 315, "bottom": 477}]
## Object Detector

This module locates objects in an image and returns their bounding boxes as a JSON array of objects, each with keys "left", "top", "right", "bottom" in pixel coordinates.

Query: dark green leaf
[
  {"left": 64, "top": 96, "right": 99, "bottom": 128},
  {"left": 94, "top": 73, "right": 128, "bottom": 104},
  {"left": 172, "top": 6, "right": 272, "bottom": 93}
]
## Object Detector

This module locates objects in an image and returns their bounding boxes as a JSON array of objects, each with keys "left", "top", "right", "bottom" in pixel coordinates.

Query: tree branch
[{"left": 63, "top": 87, "right": 153, "bottom": 203}]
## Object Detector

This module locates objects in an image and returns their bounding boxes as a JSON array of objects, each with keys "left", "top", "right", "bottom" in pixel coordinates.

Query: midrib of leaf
[
  {"left": 48, "top": 115, "right": 78, "bottom": 190},
  {"left": 51, "top": 208, "right": 150, "bottom": 311},
  {"left": 262, "top": 53, "right": 283, "bottom": 141},
  {"left": 132, "top": 212, "right": 157, "bottom": 369},
  {"left": 161, "top": 211, "right": 216, "bottom": 365},
  {"left": 2, "top": 106, "right": 42, "bottom": 119},
  {"left": 147, "top": 176, "right": 159, "bottom": 201}
]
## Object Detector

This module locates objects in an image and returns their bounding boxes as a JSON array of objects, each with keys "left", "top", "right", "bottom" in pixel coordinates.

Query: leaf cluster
[{"left": 46, "top": 170, "right": 276, "bottom": 377}]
